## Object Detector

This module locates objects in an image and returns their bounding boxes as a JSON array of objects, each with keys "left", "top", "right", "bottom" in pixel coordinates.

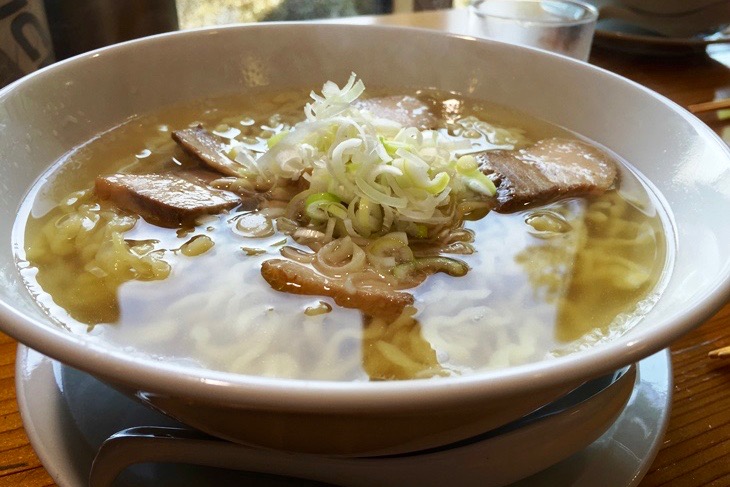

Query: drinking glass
[{"left": 469, "top": 0, "right": 599, "bottom": 61}]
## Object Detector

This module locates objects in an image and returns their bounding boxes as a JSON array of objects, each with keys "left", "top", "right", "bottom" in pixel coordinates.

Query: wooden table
[{"left": 1, "top": 8, "right": 729, "bottom": 487}]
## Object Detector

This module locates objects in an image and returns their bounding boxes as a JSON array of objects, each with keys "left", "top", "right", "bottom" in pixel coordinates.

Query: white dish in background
[
  {"left": 594, "top": 20, "right": 730, "bottom": 55},
  {"left": 589, "top": 0, "right": 730, "bottom": 38},
  {"left": 16, "top": 346, "right": 672, "bottom": 487}
]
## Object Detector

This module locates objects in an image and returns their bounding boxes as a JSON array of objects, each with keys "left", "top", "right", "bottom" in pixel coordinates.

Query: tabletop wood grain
[{"left": 0, "top": 8, "right": 729, "bottom": 487}]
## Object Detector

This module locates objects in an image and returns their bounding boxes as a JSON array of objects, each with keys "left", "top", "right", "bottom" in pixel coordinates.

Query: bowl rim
[{"left": 1, "top": 22, "right": 729, "bottom": 412}]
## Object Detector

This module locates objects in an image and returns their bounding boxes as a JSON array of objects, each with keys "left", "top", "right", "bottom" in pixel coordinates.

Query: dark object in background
[
  {"left": 43, "top": 0, "right": 178, "bottom": 60},
  {"left": 264, "top": 0, "right": 392, "bottom": 21},
  {"left": 0, "top": 0, "right": 54, "bottom": 87},
  {"left": 414, "top": 0, "right": 452, "bottom": 10}
]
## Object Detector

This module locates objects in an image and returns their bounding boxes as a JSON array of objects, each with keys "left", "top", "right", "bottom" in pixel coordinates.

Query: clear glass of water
[{"left": 469, "top": 0, "right": 599, "bottom": 61}]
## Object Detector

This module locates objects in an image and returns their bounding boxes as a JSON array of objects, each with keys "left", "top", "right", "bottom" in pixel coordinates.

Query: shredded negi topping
[
  {"left": 201, "top": 74, "right": 505, "bottom": 318},
  {"left": 242, "top": 73, "right": 496, "bottom": 246}
]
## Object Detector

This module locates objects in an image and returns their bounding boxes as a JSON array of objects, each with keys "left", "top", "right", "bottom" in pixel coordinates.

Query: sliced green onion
[
  {"left": 456, "top": 155, "right": 497, "bottom": 196},
  {"left": 366, "top": 232, "right": 413, "bottom": 269},
  {"left": 379, "top": 136, "right": 409, "bottom": 156},
  {"left": 266, "top": 130, "right": 290, "bottom": 148},
  {"left": 327, "top": 203, "right": 348, "bottom": 220},
  {"left": 356, "top": 197, "right": 372, "bottom": 233},
  {"left": 305, "top": 192, "right": 341, "bottom": 221},
  {"left": 407, "top": 223, "right": 428, "bottom": 239},
  {"left": 427, "top": 172, "right": 451, "bottom": 194},
  {"left": 355, "top": 177, "right": 407, "bottom": 208},
  {"left": 398, "top": 148, "right": 451, "bottom": 194},
  {"left": 456, "top": 154, "right": 478, "bottom": 172}
]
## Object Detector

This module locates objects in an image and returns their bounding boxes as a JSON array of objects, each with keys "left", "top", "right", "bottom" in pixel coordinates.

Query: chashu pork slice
[
  {"left": 354, "top": 95, "right": 438, "bottom": 130},
  {"left": 172, "top": 125, "right": 247, "bottom": 177},
  {"left": 95, "top": 173, "right": 241, "bottom": 227},
  {"left": 476, "top": 138, "right": 618, "bottom": 213},
  {"left": 261, "top": 259, "right": 414, "bottom": 321}
]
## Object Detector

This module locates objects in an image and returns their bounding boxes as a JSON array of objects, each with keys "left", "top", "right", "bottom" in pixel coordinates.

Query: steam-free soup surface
[{"left": 14, "top": 84, "right": 670, "bottom": 381}]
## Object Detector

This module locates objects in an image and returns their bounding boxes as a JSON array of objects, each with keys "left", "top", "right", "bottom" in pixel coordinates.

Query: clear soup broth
[{"left": 13, "top": 86, "right": 671, "bottom": 381}]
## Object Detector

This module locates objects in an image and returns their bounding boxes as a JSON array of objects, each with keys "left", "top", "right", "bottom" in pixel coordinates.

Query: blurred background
[
  {"left": 0, "top": 0, "right": 467, "bottom": 87},
  {"left": 45, "top": 0, "right": 469, "bottom": 60},
  {"left": 175, "top": 0, "right": 469, "bottom": 27}
]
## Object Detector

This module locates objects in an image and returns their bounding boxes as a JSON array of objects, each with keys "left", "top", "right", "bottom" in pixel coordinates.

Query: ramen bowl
[{"left": 1, "top": 24, "right": 729, "bottom": 458}]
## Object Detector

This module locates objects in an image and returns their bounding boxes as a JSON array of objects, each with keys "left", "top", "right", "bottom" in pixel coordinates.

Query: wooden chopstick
[
  {"left": 688, "top": 98, "right": 730, "bottom": 114},
  {"left": 708, "top": 345, "right": 730, "bottom": 359}
]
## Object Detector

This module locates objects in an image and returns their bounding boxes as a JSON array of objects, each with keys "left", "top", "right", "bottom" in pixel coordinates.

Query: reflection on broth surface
[{"left": 14, "top": 78, "right": 670, "bottom": 381}]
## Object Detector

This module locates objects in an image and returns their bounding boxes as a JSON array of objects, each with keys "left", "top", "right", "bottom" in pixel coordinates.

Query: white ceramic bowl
[{"left": 1, "top": 23, "right": 729, "bottom": 457}]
